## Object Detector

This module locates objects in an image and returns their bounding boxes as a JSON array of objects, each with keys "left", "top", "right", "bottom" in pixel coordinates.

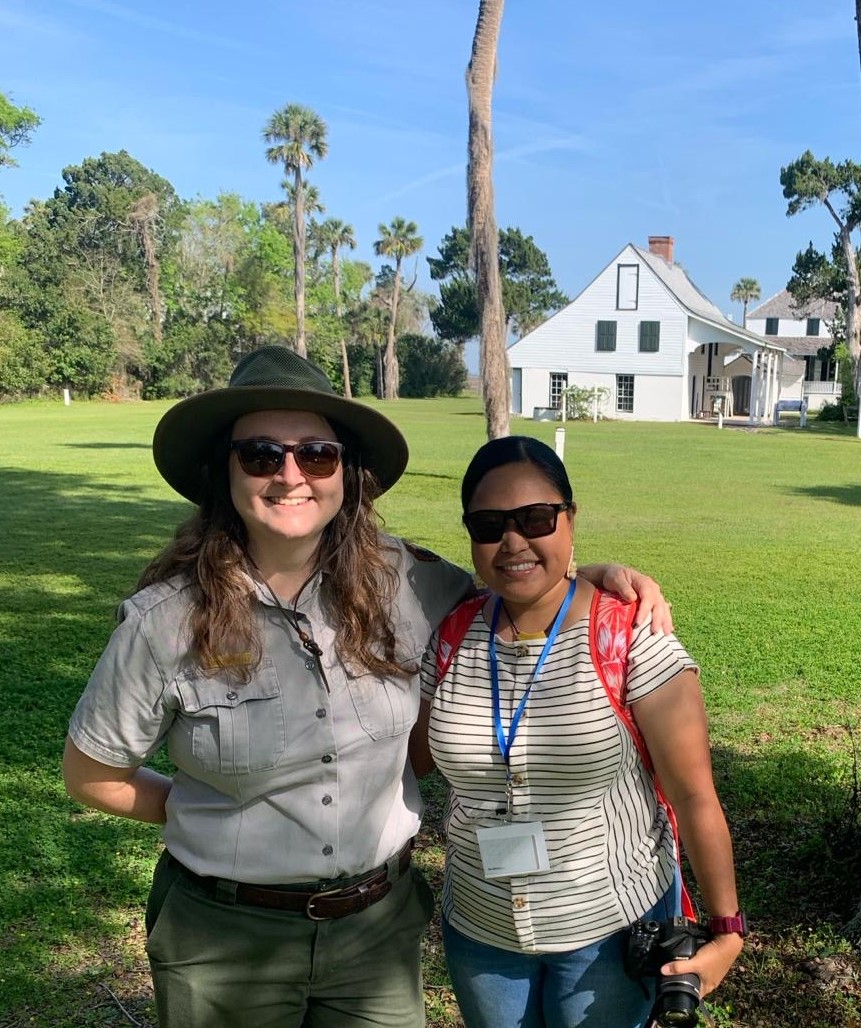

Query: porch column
[
  {"left": 764, "top": 352, "right": 775, "bottom": 422},
  {"left": 748, "top": 351, "right": 759, "bottom": 425}
]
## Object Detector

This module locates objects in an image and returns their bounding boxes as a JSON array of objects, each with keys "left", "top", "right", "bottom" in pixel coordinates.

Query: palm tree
[
  {"left": 373, "top": 217, "right": 423, "bottom": 399},
  {"left": 312, "top": 217, "right": 357, "bottom": 398},
  {"left": 730, "top": 277, "right": 761, "bottom": 329},
  {"left": 467, "top": 0, "right": 509, "bottom": 438},
  {"left": 263, "top": 104, "right": 328, "bottom": 357}
]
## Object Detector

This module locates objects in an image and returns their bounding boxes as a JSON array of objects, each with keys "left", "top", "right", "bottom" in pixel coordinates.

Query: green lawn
[{"left": 2, "top": 397, "right": 861, "bottom": 1027}]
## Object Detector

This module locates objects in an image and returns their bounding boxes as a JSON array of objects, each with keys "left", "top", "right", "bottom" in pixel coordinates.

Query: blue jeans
[{"left": 442, "top": 878, "right": 680, "bottom": 1028}]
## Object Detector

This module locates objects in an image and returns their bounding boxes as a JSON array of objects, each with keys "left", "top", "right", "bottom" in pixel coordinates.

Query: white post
[
  {"left": 717, "top": 406, "right": 723, "bottom": 429},
  {"left": 555, "top": 427, "right": 565, "bottom": 460},
  {"left": 592, "top": 388, "right": 599, "bottom": 423},
  {"left": 63, "top": 388, "right": 71, "bottom": 406},
  {"left": 766, "top": 352, "right": 776, "bottom": 421},
  {"left": 748, "top": 352, "right": 759, "bottom": 425}
]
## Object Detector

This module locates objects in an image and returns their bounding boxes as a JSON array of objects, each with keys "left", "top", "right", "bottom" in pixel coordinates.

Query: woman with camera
[{"left": 412, "top": 436, "right": 743, "bottom": 1028}]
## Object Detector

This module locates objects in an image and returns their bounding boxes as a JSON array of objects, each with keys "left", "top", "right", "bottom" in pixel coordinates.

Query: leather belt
[{"left": 167, "top": 839, "right": 413, "bottom": 920}]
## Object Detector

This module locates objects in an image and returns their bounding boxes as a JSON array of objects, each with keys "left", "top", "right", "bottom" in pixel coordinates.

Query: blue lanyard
[{"left": 489, "top": 577, "right": 577, "bottom": 767}]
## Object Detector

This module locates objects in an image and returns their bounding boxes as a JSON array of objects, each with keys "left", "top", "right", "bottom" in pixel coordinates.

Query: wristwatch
[{"left": 707, "top": 911, "right": 748, "bottom": 937}]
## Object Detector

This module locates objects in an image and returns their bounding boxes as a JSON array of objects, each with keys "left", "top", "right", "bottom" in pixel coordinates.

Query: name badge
[{"left": 475, "top": 820, "right": 551, "bottom": 879}]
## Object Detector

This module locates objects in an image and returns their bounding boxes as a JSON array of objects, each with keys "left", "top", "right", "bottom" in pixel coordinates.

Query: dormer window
[{"left": 806, "top": 317, "right": 820, "bottom": 336}]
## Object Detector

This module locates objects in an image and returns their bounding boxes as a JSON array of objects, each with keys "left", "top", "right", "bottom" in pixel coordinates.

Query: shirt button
[
  {"left": 304, "top": 658, "right": 316, "bottom": 670},
  {"left": 322, "top": 844, "right": 333, "bottom": 856},
  {"left": 321, "top": 754, "right": 333, "bottom": 764},
  {"left": 226, "top": 691, "right": 238, "bottom": 701},
  {"left": 321, "top": 794, "right": 332, "bottom": 805},
  {"left": 513, "top": 896, "right": 527, "bottom": 909},
  {"left": 315, "top": 708, "right": 327, "bottom": 719}
]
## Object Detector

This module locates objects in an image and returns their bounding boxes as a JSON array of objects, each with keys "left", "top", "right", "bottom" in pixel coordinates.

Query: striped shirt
[{"left": 420, "top": 606, "right": 697, "bottom": 954}]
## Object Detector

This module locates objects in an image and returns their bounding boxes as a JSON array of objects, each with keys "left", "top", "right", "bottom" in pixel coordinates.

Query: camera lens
[{"left": 654, "top": 972, "right": 701, "bottom": 1027}]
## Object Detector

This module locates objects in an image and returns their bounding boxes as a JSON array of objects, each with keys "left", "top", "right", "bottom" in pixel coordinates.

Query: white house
[
  {"left": 747, "top": 291, "right": 840, "bottom": 411},
  {"left": 507, "top": 236, "right": 786, "bottom": 422}
]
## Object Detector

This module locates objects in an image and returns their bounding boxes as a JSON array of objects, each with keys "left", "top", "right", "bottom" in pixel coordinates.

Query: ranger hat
[{"left": 153, "top": 345, "right": 409, "bottom": 503}]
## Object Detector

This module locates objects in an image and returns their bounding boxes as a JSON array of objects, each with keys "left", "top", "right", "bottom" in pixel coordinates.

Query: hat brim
[{"left": 153, "top": 385, "right": 409, "bottom": 503}]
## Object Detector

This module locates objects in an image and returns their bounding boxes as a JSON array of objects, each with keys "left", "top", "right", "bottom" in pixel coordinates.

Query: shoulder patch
[{"left": 404, "top": 541, "right": 441, "bottom": 562}]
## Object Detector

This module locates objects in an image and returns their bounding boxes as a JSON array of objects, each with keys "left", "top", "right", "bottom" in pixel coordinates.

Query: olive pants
[{"left": 145, "top": 851, "right": 434, "bottom": 1028}]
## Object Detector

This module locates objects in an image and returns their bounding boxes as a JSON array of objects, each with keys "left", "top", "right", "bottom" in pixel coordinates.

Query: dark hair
[{"left": 461, "top": 435, "right": 575, "bottom": 511}]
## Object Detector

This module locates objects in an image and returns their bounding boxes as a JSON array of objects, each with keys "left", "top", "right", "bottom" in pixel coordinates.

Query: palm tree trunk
[
  {"left": 332, "top": 248, "right": 352, "bottom": 399},
  {"left": 467, "top": 0, "right": 509, "bottom": 439},
  {"left": 383, "top": 258, "right": 402, "bottom": 400},
  {"left": 293, "top": 168, "right": 307, "bottom": 358}
]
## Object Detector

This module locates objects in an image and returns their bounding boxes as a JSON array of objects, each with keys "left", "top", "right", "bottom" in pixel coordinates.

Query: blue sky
[{"left": 2, "top": 0, "right": 858, "bottom": 336}]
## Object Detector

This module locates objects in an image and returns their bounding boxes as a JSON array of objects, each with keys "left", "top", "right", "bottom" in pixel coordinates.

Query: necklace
[
  {"left": 500, "top": 600, "right": 552, "bottom": 641},
  {"left": 249, "top": 561, "right": 323, "bottom": 658}
]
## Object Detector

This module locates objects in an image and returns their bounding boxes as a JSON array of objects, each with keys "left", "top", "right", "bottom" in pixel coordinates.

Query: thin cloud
[{"left": 56, "top": 0, "right": 250, "bottom": 52}]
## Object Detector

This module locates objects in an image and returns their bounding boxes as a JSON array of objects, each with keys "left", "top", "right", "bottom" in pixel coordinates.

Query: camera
[{"left": 624, "top": 916, "right": 711, "bottom": 1027}]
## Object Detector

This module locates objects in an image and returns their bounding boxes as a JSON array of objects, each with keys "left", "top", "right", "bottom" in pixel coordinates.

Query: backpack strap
[
  {"left": 589, "top": 589, "right": 696, "bottom": 921},
  {"left": 436, "top": 591, "right": 488, "bottom": 682}
]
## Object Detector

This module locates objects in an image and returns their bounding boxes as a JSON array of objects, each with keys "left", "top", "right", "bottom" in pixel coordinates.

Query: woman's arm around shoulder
[
  {"left": 633, "top": 671, "right": 744, "bottom": 998},
  {"left": 63, "top": 737, "right": 172, "bottom": 825},
  {"left": 578, "top": 563, "right": 673, "bottom": 634}
]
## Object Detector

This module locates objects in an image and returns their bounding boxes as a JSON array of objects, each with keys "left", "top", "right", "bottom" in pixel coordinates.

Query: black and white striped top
[{"left": 420, "top": 613, "right": 697, "bottom": 954}]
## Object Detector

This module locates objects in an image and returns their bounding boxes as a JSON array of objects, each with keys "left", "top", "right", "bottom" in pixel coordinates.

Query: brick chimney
[{"left": 648, "top": 236, "right": 674, "bottom": 263}]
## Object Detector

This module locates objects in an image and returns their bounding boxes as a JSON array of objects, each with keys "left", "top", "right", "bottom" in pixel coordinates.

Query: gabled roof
[
  {"left": 748, "top": 289, "right": 838, "bottom": 321},
  {"left": 768, "top": 335, "right": 834, "bottom": 357},
  {"left": 629, "top": 245, "right": 782, "bottom": 350}
]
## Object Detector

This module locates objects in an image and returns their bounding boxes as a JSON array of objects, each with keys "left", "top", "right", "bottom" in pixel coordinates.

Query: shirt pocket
[
  {"left": 345, "top": 653, "right": 421, "bottom": 741},
  {"left": 175, "top": 660, "right": 286, "bottom": 774}
]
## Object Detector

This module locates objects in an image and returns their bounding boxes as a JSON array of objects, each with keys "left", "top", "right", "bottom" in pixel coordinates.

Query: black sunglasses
[
  {"left": 230, "top": 438, "right": 344, "bottom": 479},
  {"left": 462, "top": 502, "right": 571, "bottom": 544}
]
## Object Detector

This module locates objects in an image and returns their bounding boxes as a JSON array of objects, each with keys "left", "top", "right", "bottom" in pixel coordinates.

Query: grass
[{"left": 2, "top": 397, "right": 861, "bottom": 1026}]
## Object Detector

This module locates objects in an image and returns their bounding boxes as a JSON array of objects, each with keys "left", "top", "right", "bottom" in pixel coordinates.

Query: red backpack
[{"left": 435, "top": 587, "right": 695, "bottom": 920}]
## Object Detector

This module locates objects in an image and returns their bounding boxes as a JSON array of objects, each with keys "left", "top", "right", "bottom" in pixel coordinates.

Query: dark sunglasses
[
  {"left": 230, "top": 438, "right": 344, "bottom": 478},
  {"left": 462, "top": 502, "right": 571, "bottom": 544}
]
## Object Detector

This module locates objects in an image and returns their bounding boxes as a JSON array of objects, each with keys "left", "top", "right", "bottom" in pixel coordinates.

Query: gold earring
[{"left": 567, "top": 550, "right": 577, "bottom": 579}]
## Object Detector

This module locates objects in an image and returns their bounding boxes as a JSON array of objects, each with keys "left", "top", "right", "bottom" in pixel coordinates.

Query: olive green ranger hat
[{"left": 152, "top": 345, "right": 409, "bottom": 503}]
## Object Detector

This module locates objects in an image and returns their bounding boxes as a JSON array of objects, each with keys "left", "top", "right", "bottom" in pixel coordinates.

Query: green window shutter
[
  {"left": 596, "top": 321, "right": 617, "bottom": 351},
  {"left": 638, "top": 321, "right": 660, "bottom": 352}
]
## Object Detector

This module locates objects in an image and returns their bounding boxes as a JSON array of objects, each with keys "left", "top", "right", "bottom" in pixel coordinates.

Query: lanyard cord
[{"left": 489, "top": 578, "right": 577, "bottom": 767}]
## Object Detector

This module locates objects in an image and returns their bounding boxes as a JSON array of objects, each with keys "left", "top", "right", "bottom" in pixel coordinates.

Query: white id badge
[{"left": 475, "top": 820, "right": 551, "bottom": 879}]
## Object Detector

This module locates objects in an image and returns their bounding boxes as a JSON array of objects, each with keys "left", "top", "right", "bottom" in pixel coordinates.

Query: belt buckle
[{"left": 305, "top": 886, "right": 345, "bottom": 921}]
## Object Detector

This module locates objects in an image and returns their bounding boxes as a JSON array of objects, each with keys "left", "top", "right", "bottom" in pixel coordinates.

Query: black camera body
[{"left": 624, "top": 916, "right": 711, "bottom": 1027}]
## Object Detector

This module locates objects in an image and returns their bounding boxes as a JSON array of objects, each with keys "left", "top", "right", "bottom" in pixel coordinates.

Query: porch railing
[{"left": 803, "top": 380, "right": 841, "bottom": 396}]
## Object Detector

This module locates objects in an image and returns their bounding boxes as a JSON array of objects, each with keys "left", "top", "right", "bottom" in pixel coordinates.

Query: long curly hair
[{"left": 137, "top": 430, "right": 407, "bottom": 682}]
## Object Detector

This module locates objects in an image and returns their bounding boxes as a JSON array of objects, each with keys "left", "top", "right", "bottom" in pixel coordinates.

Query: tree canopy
[
  {"left": 428, "top": 225, "right": 568, "bottom": 343},
  {"left": 780, "top": 149, "right": 861, "bottom": 398},
  {"left": 0, "top": 92, "right": 40, "bottom": 170}
]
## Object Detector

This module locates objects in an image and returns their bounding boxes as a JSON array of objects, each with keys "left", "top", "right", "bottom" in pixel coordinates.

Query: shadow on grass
[
  {"left": 788, "top": 484, "right": 861, "bottom": 507},
  {"left": 61, "top": 442, "right": 152, "bottom": 450},
  {"left": 711, "top": 743, "right": 861, "bottom": 927},
  {"left": 0, "top": 466, "right": 183, "bottom": 1019}
]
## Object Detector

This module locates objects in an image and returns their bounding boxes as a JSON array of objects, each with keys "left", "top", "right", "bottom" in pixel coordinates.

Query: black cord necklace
[{"left": 262, "top": 581, "right": 323, "bottom": 657}]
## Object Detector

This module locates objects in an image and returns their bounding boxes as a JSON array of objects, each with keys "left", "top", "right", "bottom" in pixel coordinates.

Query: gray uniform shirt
[{"left": 69, "top": 535, "right": 472, "bottom": 884}]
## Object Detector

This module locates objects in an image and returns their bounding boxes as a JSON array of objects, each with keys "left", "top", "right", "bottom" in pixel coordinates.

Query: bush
[{"left": 397, "top": 334, "right": 467, "bottom": 398}]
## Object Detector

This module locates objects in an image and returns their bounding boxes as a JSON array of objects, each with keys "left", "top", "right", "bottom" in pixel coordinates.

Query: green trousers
[{"left": 145, "top": 851, "right": 434, "bottom": 1028}]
